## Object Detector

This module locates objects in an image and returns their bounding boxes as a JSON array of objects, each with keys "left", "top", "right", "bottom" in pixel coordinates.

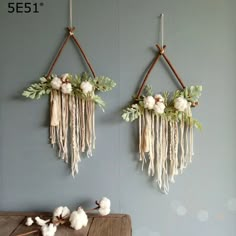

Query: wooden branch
[
  {"left": 135, "top": 45, "right": 166, "bottom": 99},
  {"left": 71, "top": 33, "right": 96, "bottom": 78},
  {"left": 156, "top": 44, "right": 186, "bottom": 89},
  {"left": 46, "top": 27, "right": 75, "bottom": 79},
  {"left": 45, "top": 27, "right": 96, "bottom": 80}
]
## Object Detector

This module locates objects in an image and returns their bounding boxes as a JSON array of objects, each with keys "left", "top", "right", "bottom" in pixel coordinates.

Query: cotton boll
[
  {"left": 77, "top": 207, "right": 88, "bottom": 227},
  {"left": 144, "top": 96, "right": 155, "bottom": 110},
  {"left": 35, "top": 216, "right": 50, "bottom": 226},
  {"left": 25, "top": 217, "right": 34, "bottom": 226},
  {"left": 98, "top": 197, "right": 111, "bottom": 216},
  {"left": 53, "top": 206, "right": 70, "bottom": 222},
  {"left": 53, "top": 206, "right": 63, "bottom": 220},
  {"left": 153, "top": 102, "right": 165, "bottom": 114},
  {"left": 61, "top": 206, "right": 70, "bottom": 218},
  {"left": 154, "top": 94, "right": 164, "bottom": 103},
  {"left": 69, "top": 211, "right": 83, "bottom": 230},
  {"left": 61, "top": 73, "right": 70, "bottom": 82},
  {"left": 61, "top": 83, "right": 72, "bottom": 94},
  {"left": 51, "top": 77, "right": 62, "bottom": 90},
  {"left": 80, "top": 81, "right": 93, "bottom": 94},
  {"left": 41, "top": 223, "right": 57, "bottom": 236},
  {"left": 174, "top": 97, "right": 188, "bottom": 112},
  {"left": 98, "top": 207, "right": 111, "bottom": 216},
  {"left": 69, "top": 208, "right": 88, "bottom": 230},
  {"left": 99, "top": 197, "right": 111, "bottom": 209}
]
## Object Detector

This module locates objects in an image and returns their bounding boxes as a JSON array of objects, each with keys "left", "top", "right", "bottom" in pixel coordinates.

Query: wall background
[{"left": 0, "top": 0, "right": 236, "bottom": 235}]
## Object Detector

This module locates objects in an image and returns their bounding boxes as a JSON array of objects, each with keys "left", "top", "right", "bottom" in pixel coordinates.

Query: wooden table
[{"left": 0, "top": 212, "right": 132, "bottom": 236}]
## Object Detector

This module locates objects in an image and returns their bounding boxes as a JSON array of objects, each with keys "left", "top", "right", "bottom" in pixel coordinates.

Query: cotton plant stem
[
  {"left": 16, "top": 230, "right": 39, "bottom": 236},
  {"left": 85, "top": 207, "right": 99, "bottom": 213}
]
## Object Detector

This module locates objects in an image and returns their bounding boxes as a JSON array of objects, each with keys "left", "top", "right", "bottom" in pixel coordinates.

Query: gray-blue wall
[{"left": 1, "top": 0, "right": 236, "bottom": 235}]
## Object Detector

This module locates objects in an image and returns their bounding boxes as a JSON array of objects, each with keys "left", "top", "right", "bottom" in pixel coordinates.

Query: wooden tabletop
[{"left": 0, "top": 212, "right": 132, "bottom": 236}]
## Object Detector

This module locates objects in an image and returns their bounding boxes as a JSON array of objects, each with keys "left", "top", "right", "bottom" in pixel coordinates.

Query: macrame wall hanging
[
  {"left": 122, "top": 14, "right": 202, "bottom": 194},
  {"left": 23, "top": 0, "right": 116, "bottom": 176}
]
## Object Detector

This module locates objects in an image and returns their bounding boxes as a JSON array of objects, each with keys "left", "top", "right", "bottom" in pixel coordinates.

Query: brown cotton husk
[{"left": 49, "top": 90, "right": 96, "bottom": 176}]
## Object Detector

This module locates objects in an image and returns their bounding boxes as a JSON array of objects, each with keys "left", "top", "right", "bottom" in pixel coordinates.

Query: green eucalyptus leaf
[{"left": 93, "top": 76, "right": 116, "bottom": 92}]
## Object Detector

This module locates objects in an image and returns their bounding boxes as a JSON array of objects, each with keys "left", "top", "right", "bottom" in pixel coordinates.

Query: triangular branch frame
[
  {"left": 45, "top": 27, "right": 96, "bottom": 80},
  {"left": 136, "top": 44, "right": 186, "bottom": 99}
]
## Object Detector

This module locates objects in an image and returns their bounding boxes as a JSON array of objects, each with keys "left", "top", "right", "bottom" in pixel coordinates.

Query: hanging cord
[
  {"left": 160, "top": 13, "right": 164, "bottom": 48},
  {"left": 135, "top": 14, "right": 185, "bottom": 99},
  {"left": 46, "top": 0, "right": 96, "bottom": 79},
  {"left": 69, "top": 0, "right": 73, "bottom": 28}
]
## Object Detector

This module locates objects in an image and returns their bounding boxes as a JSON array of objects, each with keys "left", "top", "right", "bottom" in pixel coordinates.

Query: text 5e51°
[{"left": 8, "top": 2, "right": 43, "bottom": 13}]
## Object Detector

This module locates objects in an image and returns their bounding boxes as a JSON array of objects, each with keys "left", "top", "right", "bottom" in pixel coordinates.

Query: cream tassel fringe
[
  {"left": 50, "top": 90, "right": 96, "bottom": 176},
  {"left": 140, "top": 108, "right": 195, "bottom": 194}
]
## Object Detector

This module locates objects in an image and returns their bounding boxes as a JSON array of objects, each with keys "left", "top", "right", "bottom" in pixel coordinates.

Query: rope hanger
[
  {"left": 136, "top": 14, "right": 186, "bottom": 99},
  {"left": 46, "top": 0, "right": 96, "bottom": 80}
]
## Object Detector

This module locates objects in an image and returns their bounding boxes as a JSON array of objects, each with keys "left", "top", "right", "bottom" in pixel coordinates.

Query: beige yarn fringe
[
  {"left": 139, "top": 108, "right": 194, "bottom": 194},
  {"left": 50, "top": 90, "right": 95, "bottom": 176}
]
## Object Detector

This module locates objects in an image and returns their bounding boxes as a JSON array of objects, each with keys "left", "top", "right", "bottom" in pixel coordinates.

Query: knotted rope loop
[
  {"left": 67, "top": 27, "right": 75, "bottom": 35},
  {"left": 157, "top": 44, "right": 166, "bottom": 55}
]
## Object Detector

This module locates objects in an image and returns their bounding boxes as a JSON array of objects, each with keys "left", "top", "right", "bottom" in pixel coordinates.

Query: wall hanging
[
  {"left": 122, "top": 14, "right": 202, "bottom": 194},
  {"left": 22, "top": 0, "right": 116, "bottom": 176}
]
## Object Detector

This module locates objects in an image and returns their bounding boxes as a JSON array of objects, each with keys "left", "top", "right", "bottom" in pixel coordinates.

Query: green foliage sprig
[
  {"left": 122, "top": 85, "right": 202, "bottom": 129},
  {"left": 22, "top": 73, "right": 116, "bottom": 110}
]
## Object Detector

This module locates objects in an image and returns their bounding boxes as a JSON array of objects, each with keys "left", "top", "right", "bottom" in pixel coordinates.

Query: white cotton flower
[
  {"left": 61, "top": 83, "right": 72, "bottom": 94},
  {"left": 41, "top": 223, "right": 57, "bottom": 236},
  {"left": 51, "top": 77, "right": 62, "bottom": 90},
  {"left": 154, "top": 94, "right": 164, "bottom": 103},
  {"left": 174, "top": 97, "right": 188, "bottom": 112},
  {"left": 53, "top": 206, "right": 70, "bottom": 222},
  {"left": 153, "top": 102, "right": 165, "bottom": 114},
  {"left": 61, "top": 73, "right": 70, "bottom": 82},
  {"left": 99, "top": 197, "right": 111, "bottom": 209},
  {"left": 35, "top": 216, "right": 50, "bottom": 226},
  {"left": 97, "top": 197, "right": 111, "bottom": 216},
  {"left": 98, "top": 207, "right": 111, "bottom": 216},
  {"left": 25, "top": 217, "right": 34, "bottom": 226},
  {"left": 80, "top": 81, "right": 93, "bottom": 94},
  {"left": 144, "top": 96, "right": 155, "bottom": 110},
  {"left": 69, "top": 207, "right": 88, "bottom": 230}
]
